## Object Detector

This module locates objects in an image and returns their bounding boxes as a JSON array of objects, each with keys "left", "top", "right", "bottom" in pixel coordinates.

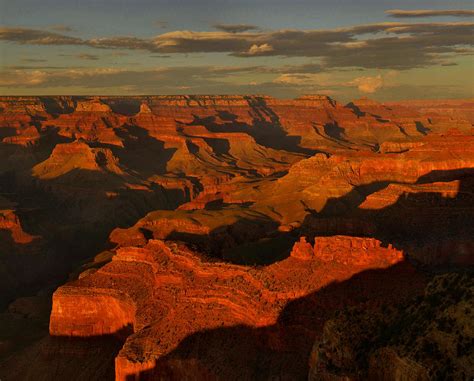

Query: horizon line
[{"left": 1, "top": 94, "right": 473, "bottom": 102}]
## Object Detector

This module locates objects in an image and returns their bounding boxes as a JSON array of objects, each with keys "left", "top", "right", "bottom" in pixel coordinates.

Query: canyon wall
[{"left": 0, "top": 95, "right": 472, "bottom": 380}]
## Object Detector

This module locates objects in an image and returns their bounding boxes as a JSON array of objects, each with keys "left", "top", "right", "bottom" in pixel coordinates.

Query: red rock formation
[
  {"left": 109, "top": 227, "right": 148, "bottom": 247},
  {"left": 32, "top": 139, "right": 123, "bottom": 180},
  {"left": 0, "top": 209, "right": 37, "bottom": 244},
  {"left": 290, "top": 236, "right": 314, "bottom": 260},
  {"left": 50, "top": 287, "right": 136, "bottom": 338},
  {"left": 290, "top": 235, "right": 404, "bottom": 265},
  {"left": 0, "top": 210, "right": 36, "bottom": 244},
  {"left": 0, "top": 95, "right": 472, "bottom": 380},
  {"left": 2, "top": 126, "right": 40, "bottom": 146},
  {"left": 48, "top": 236, "right": 423, "bottom": 380},
  {"left": 313, "top": 236, "right": 403, "bottom": 266}
]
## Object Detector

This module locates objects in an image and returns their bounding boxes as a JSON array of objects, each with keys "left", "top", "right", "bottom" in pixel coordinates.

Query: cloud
[
  {"left": 386, "top": 9, "right": 474, "bottom": 18},
  {"left": 321, "top": 23, "right": 474, "bottom": 69},
  {"left": 2, "top": 64, "right": 470, "bottom": 101},
  {"left": 269, "top": 63, "right": 324, "bottom": 74},
  {"left": 150, "top": 22, "right": 474, "bottom": 70},
  {"left": 348, "top": 75, "right": 384, "bottom": 93},
  {"left": 273, "top": 72, "right": 333, "bottom": 86},
  {"left": 58, "top": 53, "right": 100, "bottom": 60},
  {"left": 346, "top": 71, "right": 398, "bottom": 94},
  {"left": 244, "top": 43, "right": 274, "bottom": 56},
  {"left": 0, "top": 64, "right": 314, "bottom": 99},
  {"left": 213, "top": 24, "right": 259, "bottom": 33},
  {"left": 152, "top": 30, "right": 253, "bottom": 53},
  {"left": 0, "top": 66, "right": 266, "bottom": 90},
  {"left": 0, "top": 65, "right": 301, "bottom": 98},
  {"left": 21, "top": 58, "right": 47, "bottom": 63},
  {"left": 0, "top": 27, "right": 83, "bottom": 45},
  {"left": 1, "top": 21, "right": 473, "bottom": 71},
  {"left": 271, "top": 70, "right": 399, "bottom": 95},
  {"left": 0, "top": 70, "right": 49, "bottom": 86},
  {"left": 88, "top": 36, "right": 157, "bottom": 51}
]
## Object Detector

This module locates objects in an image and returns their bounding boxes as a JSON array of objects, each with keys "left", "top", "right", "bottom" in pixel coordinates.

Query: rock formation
[
  {"left": 290, "top": 236, "right": 314, "bottom": 260},
  {"left": 0, "top": 209, "right": 37, "bottom": 245},
  {"left": 48, "top": 237, "right": 424, "bottom": 381},
  {"left": 0, "top": 95, "right": 472, "bottom": 380}
]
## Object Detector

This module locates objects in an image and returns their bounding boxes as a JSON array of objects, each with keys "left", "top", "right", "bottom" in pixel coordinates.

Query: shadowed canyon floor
[{"left": 0, "top": 95, "right": 473, "bottom": 380}]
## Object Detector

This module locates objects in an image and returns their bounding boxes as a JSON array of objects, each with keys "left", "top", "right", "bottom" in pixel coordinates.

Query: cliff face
[
  {"left": 0, "top": 209, "right": 37, "bottom": 245},
  {"left": 48, "top": 237, "right": 424, "bottom": 381},
  {"left": 0, "top": 95, "right": 472, "bottom": 380},
  {"left": 2, "top": 95, "right": 471, "bottom": 154}
]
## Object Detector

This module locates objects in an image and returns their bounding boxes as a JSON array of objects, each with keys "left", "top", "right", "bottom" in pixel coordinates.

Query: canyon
[{"left": 0, "top": 95, "right": 472, "bottom": 380}]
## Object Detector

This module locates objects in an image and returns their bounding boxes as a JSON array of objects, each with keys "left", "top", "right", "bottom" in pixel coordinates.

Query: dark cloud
[
  {"left": 58, "top": 53, "right": 100, "bottom": 60},
  {"left": 88, "top": 36, "right": 158, "bottom": 51},
  {"left": 150, "top": 22, "right": 474, "bottom": 70},
  {"left": 386, "top": 9, "right": 474, "bottom": 18},
  {"left": 21, "top": 58, "right": 47, "bottom": 63},
  {"left": 1, "top": 21, "right": 473, "bottom": 70},
  {"left": 213, "top": 24, "right": 259, "bottom": 33},
  {"left": 153, "top": 31, "right": 253, "bottom": 53},
  {"left": 0, "top": 27, "right": 83, "bottom": 45}
]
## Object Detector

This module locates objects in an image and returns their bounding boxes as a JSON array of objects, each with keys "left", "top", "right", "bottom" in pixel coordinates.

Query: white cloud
[
  {"left": 273, "top": 73, "right": 333, "bottom": 86},
  {"left": 0, "top": 70, "right": 48, "bottom": 86},
  {"left": 246, "top": 43, "right": 274, "bottom": 55},
  {"left": 349, "top": 75, "right": 384, "bottom": 93}
]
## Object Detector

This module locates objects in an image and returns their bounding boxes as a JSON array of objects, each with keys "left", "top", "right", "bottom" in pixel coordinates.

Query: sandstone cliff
[{"left": 47, "top": 236, "right": 424, "bottom": 381}]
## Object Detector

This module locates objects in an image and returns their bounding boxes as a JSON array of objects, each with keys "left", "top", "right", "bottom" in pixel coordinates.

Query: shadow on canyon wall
[
  {"left": 0, "top": 127, "right": 188, "bottom": 307},
  {"left": 125, "top": 260, "right": 426, "bottom": 381},
  {"left": 184, "top": 97, "right": 318, "bottom": 156},
  {"left": 0, "top": 260, "right": 426, "bottom": 381},
  {"left": 1, "top": 169, "right": 472, "bottom": 380},
  {"left": 122, "top": 167, "right": 473, "bottom": 380},
  {"left": 112, "top": 124, "right": 178, "bottom": 177},
  {"left": 0, "top": 333, "right": 126, "bottom": 381},
  {"left": 2, "top": 134, "right": 473, "bottom": 307},
  {"left": 145, "top": 167, "right": 474, "bottom": 268},
  {"left": 301, "top": 168, "right": 474, "bottom": 267}
]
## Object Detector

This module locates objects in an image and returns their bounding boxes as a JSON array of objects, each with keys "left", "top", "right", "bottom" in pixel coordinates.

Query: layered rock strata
[{"left": 49, "top": 236, "right": 425, "bottom": 380}]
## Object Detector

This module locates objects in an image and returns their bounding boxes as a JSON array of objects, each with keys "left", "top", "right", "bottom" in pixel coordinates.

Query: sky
[{"left": 0, "top": 0, "right": 473, "bottom": 101}]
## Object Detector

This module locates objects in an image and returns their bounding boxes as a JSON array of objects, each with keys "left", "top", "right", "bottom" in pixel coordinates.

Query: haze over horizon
[{"left": 1, "top": 0, "right": 473, "bottom": 101}]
